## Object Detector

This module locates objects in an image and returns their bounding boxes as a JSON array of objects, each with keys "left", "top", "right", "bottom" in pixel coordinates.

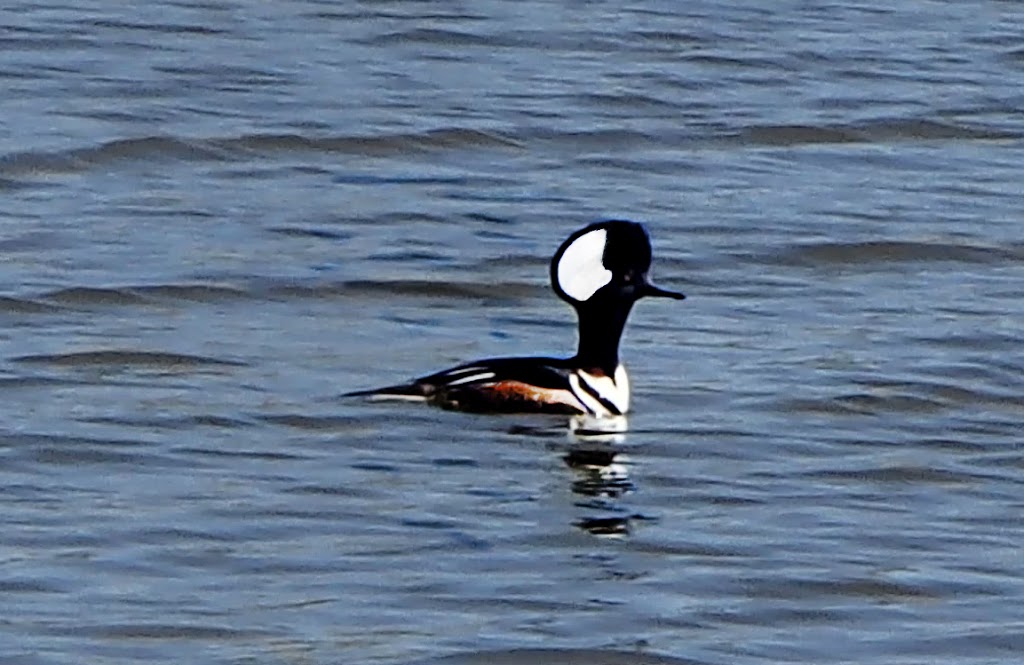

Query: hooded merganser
[{"left": 346, "top": 220, "right": 685, "bottom": 416}]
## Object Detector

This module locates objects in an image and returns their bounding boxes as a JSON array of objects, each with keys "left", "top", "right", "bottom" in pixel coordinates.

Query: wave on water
[
  {"left": 406, "top": 649, "right": 707, "bottom": 665},
  {"left": 802, "top": 464, "right": 978, "bottom": 486},
  {"left": 78, "top": 414, "right": 255, "bottom": 430},
  {"left": 779, "top": 376, "right": 1024, "bottom": 420},
  {"left": 264, "top": 278, "right": 542, "bottom": 301},
  {"left": 364, "top": 27, "right": 507, "bottom": 48},
  {"left": 0, "top": 128, "right": 521, "bottom": 177},
  {"left": 738, "top": 118, "right": 1018, "bottom": 146},
  {"left": 0, "top": 430, "right": 194, "bottom": 469},
  {"left": 10, "top": 350, "right": 247, "bottom": 368},
  {"left": 20, "top": 279, "right": 542, "bottom": 311},
  {"left": 37, "top": 284, "right": 250, "bottom": 306},
  {"left": 766, "top": 240, "right": 1024, "bottom": 267},
  {"left": 0, "top": 117, "right": 1015, "bottom": 179},
  {"left": 0, "top": 295, "right": 64, "bottom": 314},
  {"left": 257, "top": 413, "right": 369, "bottom": 431},
  {"left": 53, "top": 623, "right": 274, "bottom": 640}
]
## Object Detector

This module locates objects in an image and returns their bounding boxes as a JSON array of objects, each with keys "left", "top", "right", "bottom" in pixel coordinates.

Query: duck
[{"left": 345, "top": 220, "right": 684, "bottom": 416}]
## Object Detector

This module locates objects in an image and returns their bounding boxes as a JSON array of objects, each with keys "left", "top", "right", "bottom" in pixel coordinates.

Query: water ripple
[
  {"left": 58, "top": 623, "right": 274, "bottom": 640},
  {"left": 2, "top": 118, "right": 1013, "bottom": 180},
  {"left": 0, "top": 295, "right": 63, "bottom": 314},
  {"left": 0, "top": 129, "right": 521, "bottom": 177},
  {"left": 409, "top": 650, "right": 708, "bottom": 665},
  {"left": 10, "top": 350, "right": 247, "bottom": 368},
  {"left": 765, "top": 240, "right": 1021, "bottom": 267},
  {"left": 740, "top": 118, "right": 1018, "bottom": 145}
]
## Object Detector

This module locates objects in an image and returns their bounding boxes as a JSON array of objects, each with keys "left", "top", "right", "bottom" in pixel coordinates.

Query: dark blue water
[{"left": 3, "top": 2, "right": 1024, "bottom": 664}]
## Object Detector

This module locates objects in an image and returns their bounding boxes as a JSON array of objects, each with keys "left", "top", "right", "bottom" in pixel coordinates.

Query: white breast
[{"left": 568, "top": 365, "right": 630, "bottom": 417}]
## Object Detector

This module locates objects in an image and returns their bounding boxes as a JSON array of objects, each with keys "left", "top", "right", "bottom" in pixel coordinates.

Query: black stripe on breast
[{"left": 573, "top": 373, "right": 622, "bottom": 416}]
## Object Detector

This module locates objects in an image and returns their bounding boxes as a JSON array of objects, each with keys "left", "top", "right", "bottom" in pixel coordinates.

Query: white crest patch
[{"left": 557, "top": 229, "right": 612, "bottom": 302}]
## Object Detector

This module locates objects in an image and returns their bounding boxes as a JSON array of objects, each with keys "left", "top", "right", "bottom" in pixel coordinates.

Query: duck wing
[{"left": 345, "top": 356, "right": 586, "bottom": 414}]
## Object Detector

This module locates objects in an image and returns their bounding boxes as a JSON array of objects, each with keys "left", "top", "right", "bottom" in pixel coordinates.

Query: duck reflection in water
[
  {"left": 508, "top": 414, "right": 644, "bottom": 536},
  {"left": 565, "top": 415, "right": 643, "bottom": 537}
]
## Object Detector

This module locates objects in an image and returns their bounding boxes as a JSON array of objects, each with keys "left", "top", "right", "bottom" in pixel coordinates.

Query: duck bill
[{"left": 640, "top": 281, "right": 685, "bottom": 300}]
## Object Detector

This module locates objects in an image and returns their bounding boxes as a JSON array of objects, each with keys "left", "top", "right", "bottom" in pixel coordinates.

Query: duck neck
[{"left": 573, "top": 300, "right": 635, "bottom": 376}]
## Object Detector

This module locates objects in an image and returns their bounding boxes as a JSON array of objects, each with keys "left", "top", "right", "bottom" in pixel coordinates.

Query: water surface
[{"left": 3, "top": 2, "right": 1024, "bottom": 664}]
